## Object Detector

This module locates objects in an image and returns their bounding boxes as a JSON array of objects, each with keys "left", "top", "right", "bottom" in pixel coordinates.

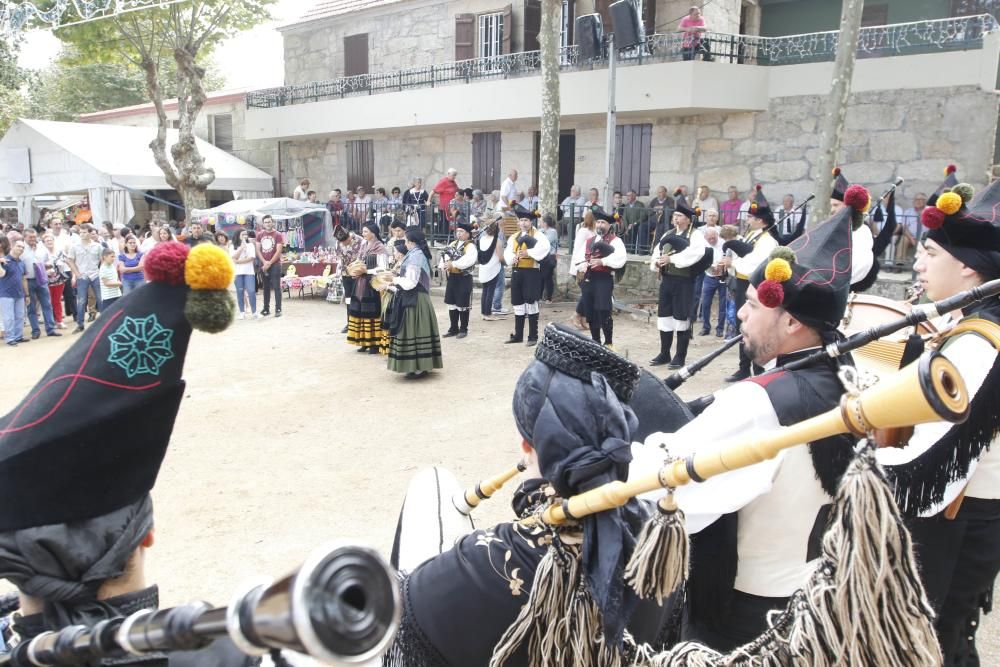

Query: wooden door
[
  {"left": 473, "top": 132, "right": 502, "bottom": 193},
  {"left": 346, "top": 140, "right": 374, "bottom": 192},
  {"left": 344, "top": 33, "right": 369, "bottom": 76}
]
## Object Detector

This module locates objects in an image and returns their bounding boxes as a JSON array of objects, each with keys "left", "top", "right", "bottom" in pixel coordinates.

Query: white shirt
[
  {"left": 851, "top": 224, "right": 874, "bottom": 284},
  {"left": 503, "top": 228, "right": 551, "bottom": 266},
  {"left": 231, "top": 242, "right": 257, "bottom": 276},
  {"left": 731, "top": 228, "right": 778, "bottom": 278},
  {"left": 632, "top": 378, "right": 833, "bottom": 597},
  {"left": 477, "top": 234, "right": 503, "bottom": 283},
  {"left": 293, "top": 185, "right": 308, "bottom": 201},
  {"left": 570, "top": 227, "right": 596, "bottom": 276},
  {"left": 877, "top": 323, "right": 1000, "bottom": 513},
  {"left": 439, "top": 240, "right": 477, "bottom": 272},
  {"left": 561, "top": 196, "right": 587, "bottom": 219},
  {"left": 777, "top": 208, "right": 803, "bottom": 238},
  {"left": 703, "top": 237, "right": 725, "bottom": 277},
  {"left": 575, "top": 233, "right": 627, "bottom": 274},
  {"left": 499, "top": 178, "right": 518, "bottom": 208},
  {"left": 649, "top": 227, "right": 708, "bottom": 272},
  {"left": 139, "top": 235, "right": 157, "bottom": 254}
]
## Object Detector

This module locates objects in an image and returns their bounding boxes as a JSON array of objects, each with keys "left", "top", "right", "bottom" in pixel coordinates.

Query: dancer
[
  {"left": 333, "top": 225, "right": 364, "bottom": 334},
  {"left": 347, "top": 222, "right": 388, "bottom": 354},
  {"left": 387, "top": 229, "right": 443, "bottom": 378}
]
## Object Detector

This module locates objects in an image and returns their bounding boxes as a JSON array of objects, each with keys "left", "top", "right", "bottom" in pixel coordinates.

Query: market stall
[{"left": 191, "top": 197, "right": 334, "bottom": 250}]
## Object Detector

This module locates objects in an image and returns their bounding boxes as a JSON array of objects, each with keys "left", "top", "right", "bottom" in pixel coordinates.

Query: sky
[{"left": 18, "top": 0, "right": 315, "bottom": 90}]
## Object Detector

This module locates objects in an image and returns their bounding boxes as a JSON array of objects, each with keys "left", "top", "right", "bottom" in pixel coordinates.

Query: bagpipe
[
  {"left": 578, "top": 237, "right": 617, "bottom": 285},
  {"left": 489, "top": 349, "right": 968, "bottom": 666},
  {"left": 655, "top": 232, "right": 691, "bottom": 277},
  {"left": 0, "top": 544, "right": 399, "bottom": 667}
]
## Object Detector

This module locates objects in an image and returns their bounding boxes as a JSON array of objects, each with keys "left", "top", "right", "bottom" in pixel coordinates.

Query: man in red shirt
[
  {"left": 432, "top": 168, "right": 460, "bottom": 235},
  {"left": 255, "top": 214, "right": 284, "bottom": 318}
]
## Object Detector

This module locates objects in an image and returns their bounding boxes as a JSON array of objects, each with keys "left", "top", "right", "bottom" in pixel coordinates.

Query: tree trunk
[
  {"left": 811, "top": 0, "right": 865, "bottom": 225},
  {"left": 171, "top": 42, "right": 215, "bottom": 216},
  {"left": 537, "top": 0, "right": 560, "bottom": 219}
]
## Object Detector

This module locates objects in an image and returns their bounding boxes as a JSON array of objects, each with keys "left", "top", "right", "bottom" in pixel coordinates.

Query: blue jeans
[
  {"left": 122, "top": 279, "right": 145, "bottom": 295},
  {"left": 700, "top": 276, "right": 727, "bottom": 333},
  {"left": 235, "top": 274, "right": 257, "bottom": 314},
  {"left": 26, "top": 279, "right": 56, "bottom": 335},
  {"left": 1, "top": 296, "right": 26, "bottom": 343},
  {"left": 75, "top": 276, "right": 102, "bottom": 326},
  {"left": 492, "top": 270, "right": 506, "bottom": 312}
]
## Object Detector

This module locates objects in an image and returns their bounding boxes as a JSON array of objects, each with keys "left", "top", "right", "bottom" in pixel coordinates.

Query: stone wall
[{"left": 278, "top": 85, "right": 998, "bottom": 206}]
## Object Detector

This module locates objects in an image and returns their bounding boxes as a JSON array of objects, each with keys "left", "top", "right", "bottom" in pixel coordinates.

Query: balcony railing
[{"left": 247, "top": 14, "right": 998, "bottom": 109}]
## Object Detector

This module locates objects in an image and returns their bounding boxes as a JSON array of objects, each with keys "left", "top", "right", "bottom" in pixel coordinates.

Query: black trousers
[
  {"left": 262, "top": 262, "right": 282, "bottom": 311},
  {"left": 480, "top": 273, "right": 500, "bottom": 316},
  {"left": 908, "top": 498, "right": 1000, "bottom": 666},
  {"left": 539, "top": 255, "right": 557, "bottom": 301}
]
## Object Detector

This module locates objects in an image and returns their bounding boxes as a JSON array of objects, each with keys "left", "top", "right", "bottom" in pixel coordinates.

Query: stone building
[{"left": 243, "top": 0, "right": 1000, "bottom": 211}]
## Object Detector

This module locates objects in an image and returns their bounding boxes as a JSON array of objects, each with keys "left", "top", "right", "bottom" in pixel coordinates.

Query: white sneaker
[
  {"left": 252, "top": 313, "right": 261, "bottom": 320},
  {"left": 237, "top": 312, "right": 245, "bottom": 320}
]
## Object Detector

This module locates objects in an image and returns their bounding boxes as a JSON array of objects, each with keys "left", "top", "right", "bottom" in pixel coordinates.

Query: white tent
[
  {"left": 0, "top": 118, "right": 274, "bottom": 227},
  {"left": 192, "top": 198, "right": 334, "bottom": 248}
]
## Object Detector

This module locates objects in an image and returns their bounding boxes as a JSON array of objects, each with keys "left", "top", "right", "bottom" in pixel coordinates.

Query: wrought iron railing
[{"left": 246, "top": 14, "right": 998, "bottom": 109}]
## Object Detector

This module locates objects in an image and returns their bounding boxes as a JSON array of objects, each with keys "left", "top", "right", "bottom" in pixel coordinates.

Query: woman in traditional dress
[
  {"left": 347, "top": 223, "right": 387, "bottom": 354},
  {"left": 569, "top": 208, "right": 597, "bottom": 330},
  {"left": 377, "top": 239, "right": 408, "bottom": 356},
  {"left": 387, "top": 229, "right": 443, "bottom": 378}
]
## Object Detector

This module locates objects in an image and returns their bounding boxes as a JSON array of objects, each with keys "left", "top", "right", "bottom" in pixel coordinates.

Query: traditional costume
[
  {"left": 575, "top": 211, "right": 627, "bottom": 347},
  {"left": 631, "top": 192, "right": 869, "bottom": 652},
  {"left": 347, "top": 223, "right": 388, "bottom": 353},
  {"left": 441, "top": 222, "right": 478, "bottom": 338},
  {"left": 382, "top": 324, "right": 671, "bottom": 667},
  {"left": 387, "top": 236, "right": 443, "bottom": 377},
  {"left": 0, "top": 242, "right": 253, "bottom": 666},
  {"left": 649, "top": 201, "right": 707, "bottom": 369},
  {"left": 503, "top": 209, "right": 551, "bottom": 346},
  {"left": 333, "top": 225, "right": 364, "bottom": 333},
  {"left": 723, "top": 187, "right": 779, "bottom": 381},
  {"left": 830, "top": 166, "right": 887, "bottom": 292},
  {"left": 877, "top": 178, "right": 1000, "bottom": 664}
]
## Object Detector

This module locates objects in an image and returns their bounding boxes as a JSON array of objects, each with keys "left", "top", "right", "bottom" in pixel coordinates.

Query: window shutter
[
  {"left": 212, "top": 114, "right": 233, "bottom": 152},
  {"left": 455, "top": 13, "right": 475, "bottom": 60},
  {"left": 502, "top": 4, "right": 513, "bottom": 54},
  {"left": 524, "top": 0, "right": 541, "bottom": 52},
  {"left": 344, "top": 33, "right": 369, "bottom": 76}
]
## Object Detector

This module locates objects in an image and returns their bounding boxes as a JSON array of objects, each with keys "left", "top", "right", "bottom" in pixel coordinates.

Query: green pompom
[
  {"left": 951, "top": 183, "right": 975, "bottom": 204},
  {"left": 769, "top": 246, "right": 797, "bottom": 264},
  {"left": 185, "top": 289, "right": 235, "bottom": 333}
]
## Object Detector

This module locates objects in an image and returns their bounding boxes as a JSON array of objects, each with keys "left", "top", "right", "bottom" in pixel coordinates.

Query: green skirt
[{"left": 387, "top": 291, "right": 443, "bottom": 373}]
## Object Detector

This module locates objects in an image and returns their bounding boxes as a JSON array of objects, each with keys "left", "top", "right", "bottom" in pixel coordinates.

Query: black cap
[
  {"left": 456, "top": 221, "right": 474, "bottom": 234},
  {"left": 927, "top": 164, "right": 960, "bottom": 207},
  {"left": 0, "top": 242, "right": 236, "bottom": 532},
  {"left": 923, "top": 179, "right": 1000, "bottom": 280},
  {"left": 513, "top": 204, "right": 539, "bottom": 221},
  {"left": 532, "top": 323, "right": 639, "bottom": 401},
  {"left": 831, "top": 167, "right": 850, "bottom": 202},
  {"left": 748, "top": 185, "right": 774, "bottom": 225}
]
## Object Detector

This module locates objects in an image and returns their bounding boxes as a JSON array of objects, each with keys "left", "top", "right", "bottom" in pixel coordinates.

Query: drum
[{"left": 839, "top": 293, "right": 939, "bottom": 378}]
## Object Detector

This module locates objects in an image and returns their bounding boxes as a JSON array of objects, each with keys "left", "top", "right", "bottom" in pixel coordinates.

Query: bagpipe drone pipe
[{"left": 1, "top": 544, "right": 400, "bottom": 667}]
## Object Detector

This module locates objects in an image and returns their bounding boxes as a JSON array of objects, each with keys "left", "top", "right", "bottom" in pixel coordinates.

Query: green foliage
[
  {"left": 0, "top": 37, "right": 33, "bottom": 135},
  {"left": 24, "top": 49, "right": 227, "bottom": 121}
]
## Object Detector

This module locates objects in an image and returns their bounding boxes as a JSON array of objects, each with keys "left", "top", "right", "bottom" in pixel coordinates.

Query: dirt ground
[{"left": 2, "top": 291, "right": 996, "bottom": 662}]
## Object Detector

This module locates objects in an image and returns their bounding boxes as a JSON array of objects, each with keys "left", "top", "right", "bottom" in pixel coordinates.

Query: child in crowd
[{"left": 98, "top": 248, "right": 122, "bottom": 312}]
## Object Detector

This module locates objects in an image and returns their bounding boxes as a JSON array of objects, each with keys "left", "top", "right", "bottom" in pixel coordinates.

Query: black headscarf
[
  {"left": 0, "top": 495, "right": 153, "bottom": 631},
  {"left": 512, "top": 361, "right": 641, "bottom": 641}
]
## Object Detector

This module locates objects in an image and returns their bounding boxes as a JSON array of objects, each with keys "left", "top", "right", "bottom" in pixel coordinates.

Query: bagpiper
[
  {"left": 503, "top": 207, "right": 550, "bottom": 346},
  {"left": 576, "top": 209, "right": 627, "bottom": 348},
  {"left": 440, "top": 221, "right": 478, "bottom": 339}
]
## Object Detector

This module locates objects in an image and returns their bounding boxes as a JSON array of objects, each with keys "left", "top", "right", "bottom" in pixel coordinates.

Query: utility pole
[
  {"left": 811, "top": 0, "right": 865, "bottom": 224},
  {"left": 538, "top": 0, "right": 561, "bottom": 218},
  {"left": 603, "top": 32, "right": 617, "bottom": 209}
]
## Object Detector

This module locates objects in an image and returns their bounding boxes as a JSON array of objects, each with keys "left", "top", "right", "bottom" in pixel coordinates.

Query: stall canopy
[
  {"left": 192, "top": 198, "right": 334, "bottom": 249},
  {"left": 0, "top": 118, "right": 274, "bottom": 227}
]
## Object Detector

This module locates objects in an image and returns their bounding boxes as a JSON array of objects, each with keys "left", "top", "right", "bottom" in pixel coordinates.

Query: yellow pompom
[
  {"left": 185, "top": 243, "right": 235, "bottom": 290},
  {"left": 764, "top": 258, "right": 793, "bottom": 283},
  {"left": 937, "top": 191, "right": 962, "bottom": 215}
]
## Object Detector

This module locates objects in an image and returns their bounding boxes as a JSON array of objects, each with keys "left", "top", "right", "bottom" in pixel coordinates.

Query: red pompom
[
  {"left": 921, "top": 206, "right": 946, "bottom": 230},
  {"left": 843, "top": 184, "right": 870, "bottom": 211},
  {"left": 144, "top": 241, "right": 190, "bottom": 285},
  {"left": 755, "top": 184, "right": 762, "bottom": 191},
  {"left": 832, "top": 167, "right": 841, "bottom": 176},
  {"left": 757, "top": 280, "right": 785, "bottom": 308},
  {"left": 945, "top": 164, "right": 957, "bottom": 175}
]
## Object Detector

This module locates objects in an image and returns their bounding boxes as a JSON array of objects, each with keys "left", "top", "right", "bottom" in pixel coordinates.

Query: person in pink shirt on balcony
[{"left": 680, "top": 6, "right": 711, "bottom": 61}]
